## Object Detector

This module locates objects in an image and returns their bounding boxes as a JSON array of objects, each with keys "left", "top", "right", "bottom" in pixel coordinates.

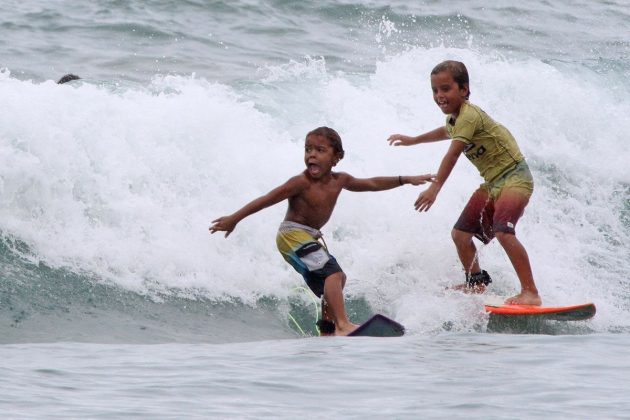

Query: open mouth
[{"left": 307, "top": 163, "right": 321, "bottom": 175}]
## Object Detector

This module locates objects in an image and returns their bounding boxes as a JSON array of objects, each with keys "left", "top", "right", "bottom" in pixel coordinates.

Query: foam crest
[
  {"left": 0, "top": 73, "right": 297, "bottom": 301},
  {"left": 1, "top": 46, "right": 628, "bottom": 331}
]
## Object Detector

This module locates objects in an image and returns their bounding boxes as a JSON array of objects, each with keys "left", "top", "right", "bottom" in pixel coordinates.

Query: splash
[{"left": 1, "top": 46, "right": 628, "bottom": 334}]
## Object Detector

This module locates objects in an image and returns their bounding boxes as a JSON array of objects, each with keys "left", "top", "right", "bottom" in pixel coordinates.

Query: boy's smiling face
[
  {"left": 431, "top": 70, "right": 469, "bottom": 117},
  {"left": 304, "top": 134, "right": 339, "bottom": 179}
]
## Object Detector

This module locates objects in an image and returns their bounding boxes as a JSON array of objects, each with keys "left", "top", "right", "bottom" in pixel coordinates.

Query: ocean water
[{"left": 1, "top": 0, "right": 629, "bottom": 418}]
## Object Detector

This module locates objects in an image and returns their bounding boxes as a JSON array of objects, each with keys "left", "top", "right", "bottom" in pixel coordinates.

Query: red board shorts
[{"left": 454, "top": 160, "right": 534, "bottom": 244}]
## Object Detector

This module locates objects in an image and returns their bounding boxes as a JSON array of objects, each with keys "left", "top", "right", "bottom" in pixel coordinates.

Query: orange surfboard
[{"left": 485, "top": 301, "right": 596, "bottom": 321}]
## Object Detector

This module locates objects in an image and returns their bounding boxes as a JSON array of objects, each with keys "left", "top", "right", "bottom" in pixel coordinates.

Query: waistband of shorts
[
  {"left": 487, "top": 159, "right": 529, "bottom": 184},
  {"left": 278, "top": 221, "right": 322, "bottom": 239}
]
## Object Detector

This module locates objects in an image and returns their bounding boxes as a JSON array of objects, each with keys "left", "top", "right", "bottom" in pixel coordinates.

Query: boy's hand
[
  {"left": 387, "top": 134, "right": 416, "bottom": 146},
  {"left": 406, "top": 174, "right": 437, "bottom": 186},
  {"left": 414, "top": 184, "right": 439, "bottom": 212},
  {"left": 209, "top": 216, "right": 237, "bottom": 238}
]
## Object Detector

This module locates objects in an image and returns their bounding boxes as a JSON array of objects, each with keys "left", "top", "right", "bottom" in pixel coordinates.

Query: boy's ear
[{"left": 462, "top": 83, "right": 470, "bottom": 97}]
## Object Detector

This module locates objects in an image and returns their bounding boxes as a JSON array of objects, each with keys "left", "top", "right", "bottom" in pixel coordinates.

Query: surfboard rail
[{"left": 484, "top": 302, "right": 596, "bottom": 321}]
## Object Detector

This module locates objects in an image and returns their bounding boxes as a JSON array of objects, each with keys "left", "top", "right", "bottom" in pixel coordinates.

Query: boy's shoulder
[
  {"left": 290, "top": 171, "right": 312, "bottom": 184},
  {"left": 331, "top": 171, "right": 353, "bottom": 184},
  {"left": 460, "top": 101, "right": 484, "bottom": 118},
  {"left": 454, "top": 101, "right": 496, "bottom": 128}
]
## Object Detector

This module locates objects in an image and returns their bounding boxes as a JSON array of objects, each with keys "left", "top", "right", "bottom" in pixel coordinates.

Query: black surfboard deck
[{"left": 348, "top": 314, "right": 405, "bottom": 337}]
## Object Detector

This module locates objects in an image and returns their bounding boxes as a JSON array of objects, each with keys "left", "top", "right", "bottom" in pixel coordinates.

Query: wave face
[{"left": 1, "top": 1, "right": 629, "bottom": 342}]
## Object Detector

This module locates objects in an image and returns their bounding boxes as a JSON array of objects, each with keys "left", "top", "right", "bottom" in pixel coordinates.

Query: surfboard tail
[{"left": 348, "top": 314, "right": 405, "bottom": 337}]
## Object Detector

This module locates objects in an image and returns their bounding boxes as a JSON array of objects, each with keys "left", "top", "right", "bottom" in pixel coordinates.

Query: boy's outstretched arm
[
  {"left": 209, "top": 176, "right": 304, "bottom": 237},
  {"left": 387, "top": 127, "right": 449, "bottom": 146},
  {"left": 344, "top": 173, "right": 436, "bottom": 192},
  {"left": 415, "top": 140, "right": 465, "bottom": 212}
]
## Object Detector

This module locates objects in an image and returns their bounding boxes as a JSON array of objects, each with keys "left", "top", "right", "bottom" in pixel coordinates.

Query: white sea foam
[{"left": 1, "top": 46, "right": 628, "bottom": 331}]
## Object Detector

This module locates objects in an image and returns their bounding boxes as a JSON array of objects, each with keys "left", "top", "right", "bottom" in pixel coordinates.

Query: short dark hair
[
  {"left": 57, "top": 74, "right": 81, "bottom": 84},
  {"left": 431, "top": 61, "right": 470, "bottom": 99},
  {"left": 306, "top": 127, "right": 345, "bottom": 160}
]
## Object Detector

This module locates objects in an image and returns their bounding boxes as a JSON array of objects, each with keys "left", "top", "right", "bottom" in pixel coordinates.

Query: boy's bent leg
[
  {"left": 452, "top": 228, "right": 481, "bottom": 276},
  {"left": 323, "top": 272, "right": 358, "bottom": 336},
  {"left": 451, "top": 187, "right": 495, "bottom": 293},
  {"left": 317, "top": 301, "right": 336, "bottom": 336},
  {"left": 451, "top": 228, "right": 488, "bottom": 293},
  {"left": 493, "top": 188, "right": 541, "bottom": 305}
]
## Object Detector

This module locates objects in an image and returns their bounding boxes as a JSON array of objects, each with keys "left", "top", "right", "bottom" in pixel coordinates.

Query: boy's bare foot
[
  {"left": 451, "top": 283, "right": 487, "bottom": 294},
  {"left": 505, "top": 291, "right": 542, "bottom": 306},
  {"left": 334, "top": 322, "right": 359, "bottom": 336}
]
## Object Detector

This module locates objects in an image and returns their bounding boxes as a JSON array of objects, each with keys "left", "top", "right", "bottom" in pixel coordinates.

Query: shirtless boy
[{"left": 211, "top": 126, "right": 435, "bottom": 335}]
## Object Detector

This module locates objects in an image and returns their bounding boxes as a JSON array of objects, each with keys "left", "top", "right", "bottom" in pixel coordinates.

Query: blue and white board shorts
[{"left": 276, "top": 221, "right": 342, "bottom": 298}]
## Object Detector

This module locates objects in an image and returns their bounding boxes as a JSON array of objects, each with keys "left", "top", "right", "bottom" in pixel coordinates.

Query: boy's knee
[
  {"left": 450, "top": 228, "right": 459, "bottom": 242},
  {"left": 451, "top": 228, "right": 472, "bottom": 245},
  {"left": 324, "top": 271, "right": 346, "bottom": 288},
  {"left": 495, "top": 231, "right": 514, "bottom": 244}
]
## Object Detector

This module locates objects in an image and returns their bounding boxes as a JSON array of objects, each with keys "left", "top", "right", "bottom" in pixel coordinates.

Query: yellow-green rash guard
[{"left": 446, "top": 101, "right": 524, "bottom": 183}]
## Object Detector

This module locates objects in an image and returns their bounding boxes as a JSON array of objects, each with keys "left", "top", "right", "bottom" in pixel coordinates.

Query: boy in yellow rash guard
[{"left": 388, "top": 60, "right": 541, "bottom": 306}]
